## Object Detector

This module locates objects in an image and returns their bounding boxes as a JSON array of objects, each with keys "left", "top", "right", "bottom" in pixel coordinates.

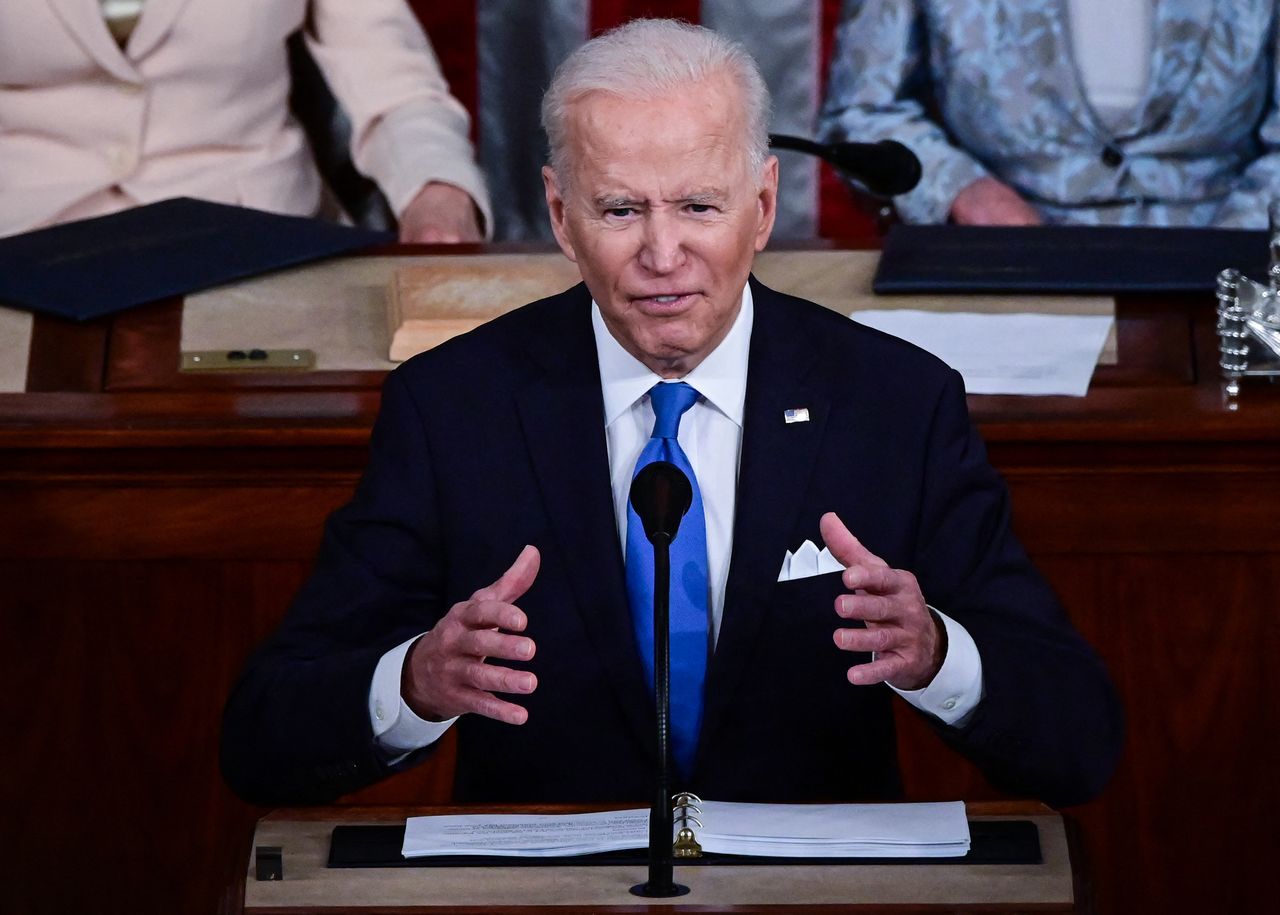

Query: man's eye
[
  {"left": 686, "top": 203, "right": 715, "bottom": 214},
  {"left": 605, "top": 207, "right": 635, "bottom": 218}
]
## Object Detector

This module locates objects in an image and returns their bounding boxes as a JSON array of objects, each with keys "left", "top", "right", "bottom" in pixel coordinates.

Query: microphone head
[
  {"left": 629, "top": 461, "right": 693, "bottom": 544},
  {"left": 828, "top": 139, "right": 922, "bottom": 197}
]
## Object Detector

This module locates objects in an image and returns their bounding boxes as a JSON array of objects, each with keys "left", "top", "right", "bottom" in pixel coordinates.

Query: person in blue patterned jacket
[{"left": 819, "top": 0, "right": 1280, "bottom": 228}]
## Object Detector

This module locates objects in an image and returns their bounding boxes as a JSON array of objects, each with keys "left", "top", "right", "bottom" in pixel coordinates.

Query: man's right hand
[
  {"left": 949, "top": 177, "right": 1043, "bottom": 226},
  {"left": 401, "top": 545, "right": 541, "bottom": 725}
]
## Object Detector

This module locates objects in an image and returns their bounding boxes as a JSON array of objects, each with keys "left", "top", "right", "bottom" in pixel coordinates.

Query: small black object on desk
[{"left": 255, "top": 845, "right": 283, "bottom": 881}]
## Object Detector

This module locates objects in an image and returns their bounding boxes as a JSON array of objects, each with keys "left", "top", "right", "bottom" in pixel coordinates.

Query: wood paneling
[
  {"left": 25, "top": 313, "right": 109, "bottom": 392},
  {"left": 0, "top": 559, "right": 302, "bottom": 915}
]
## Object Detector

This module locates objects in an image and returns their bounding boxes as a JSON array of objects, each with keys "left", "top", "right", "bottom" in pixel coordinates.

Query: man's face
[{"left": 543, "top": 76, "right": 778, "bottom": 378}]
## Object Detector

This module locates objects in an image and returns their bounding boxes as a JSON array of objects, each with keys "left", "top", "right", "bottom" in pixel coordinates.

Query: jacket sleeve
[
  {"left": 1214, "top": 14, "right": 1280, "bottom": 228},
  {"left": 304, "top": 0, "right": 492, "bottom": 234},
  {"left": 220, "top": 369, "right": 451, "bottom": 805},
  {"left": 818, "top": 0, "right": 988, "bottom": 224},
  {"left": 912, "top": 370, "right": 1124, "bottom": 807}
]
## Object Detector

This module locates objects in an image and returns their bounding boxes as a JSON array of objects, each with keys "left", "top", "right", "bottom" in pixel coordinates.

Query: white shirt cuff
[
  {"left": 889, "top": 607, "right": 984, "bottom": 727},
  {"left": 369, "top": 634, "right": 457, "bottom": 754}
]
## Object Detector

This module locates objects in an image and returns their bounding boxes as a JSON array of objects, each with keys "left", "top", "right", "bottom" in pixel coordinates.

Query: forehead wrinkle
[{"left": 562, "top": 80, "right": 758, "bottom": 202}]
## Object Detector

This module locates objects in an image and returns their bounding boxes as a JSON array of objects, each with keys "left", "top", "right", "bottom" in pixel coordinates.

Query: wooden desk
[
  {"left": 241, "top": 803, "right": 1080, "bottom": 913},
  {"left": 1, "top": 245, "right": 1276, "bottom": 915}
]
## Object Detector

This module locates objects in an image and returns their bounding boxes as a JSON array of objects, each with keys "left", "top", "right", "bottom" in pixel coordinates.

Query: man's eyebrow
[
  {"left": 592, "top": 189, "right": 727, "bottom": 209},
  {"left": 595, "top": 194, "right": 643, "bottom": 209},
  {"left": 679, "top": 190, "right": 726, "bottom": 204}
]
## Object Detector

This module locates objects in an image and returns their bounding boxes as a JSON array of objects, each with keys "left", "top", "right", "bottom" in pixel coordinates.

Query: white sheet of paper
[
  {"left": 402, "top": 809, "right": 648, "bottom": 858},
  {"left": 852, "top": 310, "right": 1114, "bottom": 396}
]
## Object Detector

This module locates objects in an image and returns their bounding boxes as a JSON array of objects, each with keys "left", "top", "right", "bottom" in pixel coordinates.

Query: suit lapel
[
  {"left": 1044, "top": 0, "right": 1216, "bottom": 140},
  {"left": 49, "top": 0, "right": 140, "bottom": 83},
  {"left": 515, "top": 287, "right": 655, "bottom": 758},
  {"left": 1136, "top": 0, "right": 1215, "bottom": 136},
  {"left": 127, "top": 0, "right": 197, "bottom": 61},
  {"left": 1016, "top": 1, "right": 1100, "bottom": 137},
  {"left": 701, "top": 279, "right": 831, "bottom": 748}
]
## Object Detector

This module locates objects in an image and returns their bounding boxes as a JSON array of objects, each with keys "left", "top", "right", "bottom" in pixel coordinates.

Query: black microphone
[
  {"left": 630, "top": 461, "right": 693, "bottom": 545},
  {"left": 628, "top": 460, "right": 693, "bottom": 900},
  {"left": 768, "top": 134, "right": 923, "bottom": 197}
]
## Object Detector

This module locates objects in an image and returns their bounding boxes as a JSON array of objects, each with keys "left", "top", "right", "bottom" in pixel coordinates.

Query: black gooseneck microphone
[
  {"left": 628, "top": 460, "right": 693, "bottom": 899},
  {"left": 768, "top": 134, "right": 923, "bottom": 197}
]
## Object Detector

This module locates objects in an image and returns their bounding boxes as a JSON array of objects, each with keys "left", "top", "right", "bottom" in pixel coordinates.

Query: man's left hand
[
  {"left": 398, "top": 181, "right": 483, "bottom": 243},
  {"left": 819, "top": 511, "right": 944, "bottom": 691}
]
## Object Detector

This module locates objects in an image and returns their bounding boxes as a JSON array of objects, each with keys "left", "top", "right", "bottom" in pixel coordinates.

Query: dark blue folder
[
  {"left": 0, "top": 197, "right": 392, "bottom": 321},
  {"left": 873, "top": 224, "right": 1268, "bottom": 294}
]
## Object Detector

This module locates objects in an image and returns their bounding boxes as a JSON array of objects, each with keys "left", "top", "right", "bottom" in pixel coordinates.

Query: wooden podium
[{"left": 242, "top": 803, "right": 1082, "bottom": 913}]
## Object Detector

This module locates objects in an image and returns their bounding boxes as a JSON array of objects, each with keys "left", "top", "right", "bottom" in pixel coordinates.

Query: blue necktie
[{"left": 625, "top": 381, "right": 709, "bottom": 779}]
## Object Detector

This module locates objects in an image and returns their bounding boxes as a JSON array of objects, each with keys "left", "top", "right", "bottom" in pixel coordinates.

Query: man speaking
[{"left": 221, "top": 19, "right": 1122, "bottom": 809}]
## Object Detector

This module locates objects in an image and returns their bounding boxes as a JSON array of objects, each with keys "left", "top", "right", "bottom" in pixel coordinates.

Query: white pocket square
[{"left": 777, "top": 540, "right": 845, "bottom": 581}]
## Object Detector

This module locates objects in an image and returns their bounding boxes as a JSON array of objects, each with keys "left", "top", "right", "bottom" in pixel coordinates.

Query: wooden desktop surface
[
  {"left": 1, "top": 242, "right": 1276, "bottom": 915},
  {"left": 242, "top": 802, "right": 1078, "bottom": 914}
]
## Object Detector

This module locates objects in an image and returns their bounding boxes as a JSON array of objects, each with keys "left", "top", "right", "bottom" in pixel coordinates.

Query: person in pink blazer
[{"left": 0, "top": 0, "right": 492, "bottom": 241}]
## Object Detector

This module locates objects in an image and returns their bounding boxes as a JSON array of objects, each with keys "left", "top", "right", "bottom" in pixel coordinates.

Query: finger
[
  {"left": 844, "top": 655, "right": 906, "bottom": 687},
  {"left": 472, "top": 545, "right": 541, "bottom": 605},
  {"left": 819, "top": 512, "right": 888, "bottom": 572},
  {"left": 460, "top": 626, "right": 536, "bottom": 662},
  {"left": 834, "top": 592, "right": 896, "bottom": 624},
  {"left": 458, "top": 689, "right": 530, "bottom": 726},
  {"left": 424, "top": 230, "right": 463, "bottom": 244},
  {"left": 834, "top": 625, "right": 898, "bottom": 655},
  {"left": 839, "top": 564, "right": 907, "bottom": 597},
  {"left": 447, "top": 598, "right": 527, "bottom": 635},
  {"left": 466, "top": 663, "right": 538, "bottom": 696}
]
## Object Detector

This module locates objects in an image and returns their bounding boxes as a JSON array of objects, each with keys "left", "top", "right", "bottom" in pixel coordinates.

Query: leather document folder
[
  {"left": 0, "top": 197, "right": 391, "bottom": 321},
  {"left": 873, "top": 224, "right": 1268, "bottom": 294}
]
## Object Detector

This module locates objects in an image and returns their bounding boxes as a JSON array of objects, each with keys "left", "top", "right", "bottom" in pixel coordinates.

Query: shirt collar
[{"left": 592, "top": 284, "right": 753, "bottom": 428}]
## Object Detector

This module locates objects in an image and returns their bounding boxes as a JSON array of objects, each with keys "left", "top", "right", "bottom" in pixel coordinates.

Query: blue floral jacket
[{"left": 819, "top": 0, "right": 1279, "bottom": 227}]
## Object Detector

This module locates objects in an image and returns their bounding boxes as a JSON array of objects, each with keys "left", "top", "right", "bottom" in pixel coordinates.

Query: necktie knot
[{"left": 648, "top": 382, "right": 698, "bottom": 440}]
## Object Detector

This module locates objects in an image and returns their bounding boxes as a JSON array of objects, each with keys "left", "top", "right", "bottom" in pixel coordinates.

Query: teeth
[{"left": 653, "top": 295, "right": 679, "bottom": 302}]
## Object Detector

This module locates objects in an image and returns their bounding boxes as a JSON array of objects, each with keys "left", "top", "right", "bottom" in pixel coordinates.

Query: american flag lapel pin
[{"left": 783, "top": 408, "right": 810, "bottom": 424}]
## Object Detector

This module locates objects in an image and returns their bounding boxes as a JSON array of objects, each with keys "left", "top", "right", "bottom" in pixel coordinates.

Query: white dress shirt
[{"left": 370, "top": 284, "right": 984, "bottom": 754}]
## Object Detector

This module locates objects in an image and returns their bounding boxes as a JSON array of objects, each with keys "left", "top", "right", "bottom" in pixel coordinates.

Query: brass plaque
[{"left": 180, "top": 348, "right": 316, "bottom": 372}]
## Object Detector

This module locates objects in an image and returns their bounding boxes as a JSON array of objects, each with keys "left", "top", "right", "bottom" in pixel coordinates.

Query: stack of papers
[
  {"left": 402, "top": 801, "right": 970, "bottom": 859},
  {"left": 403, "top": 809, "right": 648, "bottom": 858},
  {"left": 695, "top": 800, "right": 970, "bottom": 858}
]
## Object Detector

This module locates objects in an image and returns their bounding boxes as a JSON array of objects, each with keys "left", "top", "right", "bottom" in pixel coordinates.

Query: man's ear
[
  {"left": 753, "top": 155, "right": 780, "bottom": 253},
  {"left": 542, "top": 166, "right": 578, "bottom": 263}
]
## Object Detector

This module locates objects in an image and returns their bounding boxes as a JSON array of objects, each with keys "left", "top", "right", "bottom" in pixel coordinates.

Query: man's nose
[{"left": 637, "top": 213, "right": 686, "bottom": 274}]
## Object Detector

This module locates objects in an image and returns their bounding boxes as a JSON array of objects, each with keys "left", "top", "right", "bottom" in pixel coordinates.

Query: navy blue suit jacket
[{"left": 221, "top": 278, "right": 1122, "bottom": 808}]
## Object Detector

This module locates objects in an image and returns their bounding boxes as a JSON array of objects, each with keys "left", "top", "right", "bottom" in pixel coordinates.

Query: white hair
[{"left": 541, "top": 19, "right": 772, "bottom": 188}]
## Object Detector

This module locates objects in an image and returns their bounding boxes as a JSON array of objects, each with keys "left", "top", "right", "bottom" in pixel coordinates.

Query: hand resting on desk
[{"left": 399, "top": 181, "right": 485, "bottom": 244}]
